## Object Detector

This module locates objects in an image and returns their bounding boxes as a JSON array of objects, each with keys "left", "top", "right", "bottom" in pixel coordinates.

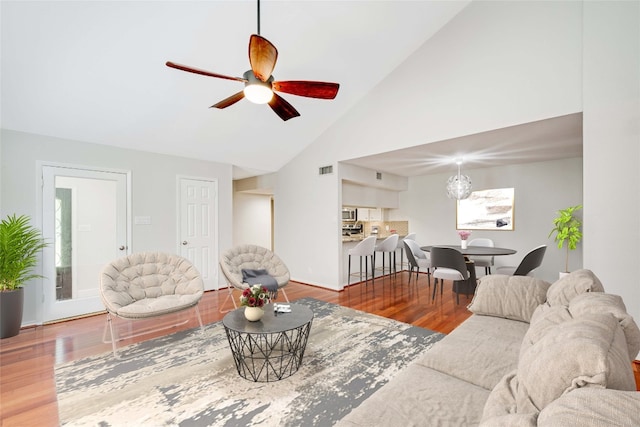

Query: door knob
[
  {"left": 119, "top": 245, "right": 126, "bottom": 251},
  {"left": 182, "top": 241, "right": 188, "bottom": 245}
]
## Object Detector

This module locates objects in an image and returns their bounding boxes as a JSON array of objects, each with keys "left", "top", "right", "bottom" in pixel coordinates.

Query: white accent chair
[
  {"left": 100, "top": 252, "right": 205, "bottom": 357},
  {"left": 219, "top": 244, "right": 290, "bottom": 312},
  {"left": 467, "top": 238, "right": 495, "bottom": 275}
]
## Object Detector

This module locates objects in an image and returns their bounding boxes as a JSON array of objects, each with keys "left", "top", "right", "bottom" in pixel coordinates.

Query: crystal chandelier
[{"left": 446, "top": 159, "right": 472, "bottom": 200}]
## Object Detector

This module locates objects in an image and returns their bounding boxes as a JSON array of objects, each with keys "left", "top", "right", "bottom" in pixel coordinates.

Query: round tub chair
[
  {"left": 100, "top": 252, "right": 205, "bottom": 357},
  {"left": 219, "top": 244, "right": 290, "bottom": 312}
]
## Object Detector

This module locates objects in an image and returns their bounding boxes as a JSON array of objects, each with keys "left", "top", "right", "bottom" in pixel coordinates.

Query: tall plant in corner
[
  {"left": 0, "top": 214, "right": 48, "bottom": 338},
  {"left": 548, "top": 205, "right": 583, "bottom": 273}
]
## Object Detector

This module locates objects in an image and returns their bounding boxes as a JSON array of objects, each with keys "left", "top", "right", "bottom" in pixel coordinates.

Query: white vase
[
  {"left": 461, "top": 240, "right": 467, "bottom": 249},
  {"left": 244, "top": 306, "right": 265, "bottom": 322}
]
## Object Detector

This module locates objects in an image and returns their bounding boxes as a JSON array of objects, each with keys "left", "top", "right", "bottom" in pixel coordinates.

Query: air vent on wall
[
  {"left": 376, "top": 172, "right": 382, "bottom": 180},
  {"left": 319, "top": 165, "right": 333, "bottom": 175}
]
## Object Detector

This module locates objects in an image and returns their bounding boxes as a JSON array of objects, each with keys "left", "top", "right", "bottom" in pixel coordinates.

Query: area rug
[{"left": 55, "top": 298, "right": 444, "bottom": 426}]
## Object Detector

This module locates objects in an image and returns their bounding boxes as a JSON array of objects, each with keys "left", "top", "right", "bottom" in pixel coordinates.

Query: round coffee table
[{"left": 222, "top": 303, "right": 314, "bottom": 382}]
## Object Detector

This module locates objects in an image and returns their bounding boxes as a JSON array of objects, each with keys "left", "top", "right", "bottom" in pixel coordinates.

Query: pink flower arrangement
[{"left": 458, "top": 230, "right": 472, "bottom": 240}]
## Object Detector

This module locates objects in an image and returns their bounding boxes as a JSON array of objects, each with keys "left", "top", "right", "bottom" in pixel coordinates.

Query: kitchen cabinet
[{"left": 357, "top": 208, "right": 383, "bottom": 221}]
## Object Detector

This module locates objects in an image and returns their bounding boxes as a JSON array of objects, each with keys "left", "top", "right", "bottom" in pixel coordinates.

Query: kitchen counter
[{"left": 342, "top": 234, "right": 406, "bottom": 243}]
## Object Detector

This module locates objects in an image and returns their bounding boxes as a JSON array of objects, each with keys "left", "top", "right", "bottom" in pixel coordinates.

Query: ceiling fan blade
[
  {"left": 268, "top": 93, "right": 300, "bottom": 121},
  {"left": 272, "top": 81, "right": 340, "bottom": 99},
  {"left": 210, "top": 91, "right": 245, "bottom": 109},
  {"left": 166, "top": 61, "right": 247, "bottom": 82},
  {"left": 249, "top": 34, "right": 278, "bottom": 82}
]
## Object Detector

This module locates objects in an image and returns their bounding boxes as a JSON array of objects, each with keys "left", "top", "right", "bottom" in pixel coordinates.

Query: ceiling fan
[{"left": 166, "top": 0, "right": 340, "bottom": 121}]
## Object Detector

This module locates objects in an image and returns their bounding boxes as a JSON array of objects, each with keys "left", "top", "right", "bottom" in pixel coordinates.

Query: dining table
[
  {"left": 419, "top": 245, "right": 517, "bottom": 257},
  {"left": 419, "top": 245, "right": 517, "bottom": 301}
]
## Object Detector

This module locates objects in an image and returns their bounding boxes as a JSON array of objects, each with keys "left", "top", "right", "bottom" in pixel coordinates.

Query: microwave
[{"left": 342, "top": 208, "right": 357, "bottom": 221}]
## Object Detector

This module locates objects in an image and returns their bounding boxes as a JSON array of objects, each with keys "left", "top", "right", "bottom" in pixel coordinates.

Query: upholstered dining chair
[
  {"left": 430, "top": 246, "right": 471, "bottom": 304},
  {"left": 396, "top": 232, "right": 416, "bottom": 272},
  {"left": 219, "top": 244, "right": 290, "bottom": 312},
  {"left": 100, "top": 252, "right": 205, "bottom": 357},
  {"left": 467, "top": 238, "right": 495, "bottom": 275},
  {"left": 496, "top": 245, "right": 547, "bottom": 277},
  {"left": 347, "top": 235, "right": 377, "bottom": 292},
  {"left": 374, "top": 234, "right": 399, "bottom": 278},
  {"left": 403, "top": 239, "right": 431, "bottom": 287}
]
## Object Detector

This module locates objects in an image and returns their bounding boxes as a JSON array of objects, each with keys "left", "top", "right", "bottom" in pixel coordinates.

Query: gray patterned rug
[{"left": 55, "top": 298, "right": 444, "bottom": 426}]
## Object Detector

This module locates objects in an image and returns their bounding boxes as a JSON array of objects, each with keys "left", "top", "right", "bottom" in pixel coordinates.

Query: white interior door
[
  {"left": 179, "top": 178, "right": 218, "bottom": 290},
  {"left": 42, "top": 165, "right": 129, "bottom": 321}
]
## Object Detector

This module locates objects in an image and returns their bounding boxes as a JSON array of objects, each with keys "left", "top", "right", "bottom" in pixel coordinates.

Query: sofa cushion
[
  {"left": 519, "top": 304, "right": 573, "bottom": 360},
  {"left": 545, "top": 269, "right": 604, "bottom": 306},
  {"left": 537, "top": 388, "right": 640, "bottom": 426},
  {"left": 418, "top": 315, "right": 529, "bottom": 390},
  {"left": 569, "top": 292, "right": 640, "bottom": 361},
  {"left": 336, "top": 364, "right": 491, "bottom": 427},
  {"left": 467, "top": 275, "right": 550, "bottom": 323},
  {"left": 516, "top": 314, "right": 636, "bottom": 411},
  {"left": 479, "top": 370, "right": 537, "bottom": 427}
]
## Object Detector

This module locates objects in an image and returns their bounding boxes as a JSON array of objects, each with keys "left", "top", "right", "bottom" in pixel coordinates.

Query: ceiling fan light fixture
[
  {"left": 242, "top": 69, "right": 273, "bottom": 104},
  {"left": 244, "top": 84, "right": 273, "bottom": 104}
]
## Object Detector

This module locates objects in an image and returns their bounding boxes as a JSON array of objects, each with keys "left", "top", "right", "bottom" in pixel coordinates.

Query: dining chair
[
  {"left": 347, "top": 236, "right": 377, "bottom": 291},
  {"left": 374, "top": 234, "right": 399, "bottom": 278},
  {"left": 467, "top": 238, "right": 495, "bottom": 275},
  {"left": 403, "top": 239, "right": 431, "bottom": 288},
  {"left": 496, "top": 245, "right": 547, "bottom": 276},
  {"left": 430, "top": 246, "right": 471, "bottom": 304},
  {"left": 396, "top": 232, "right": 416, "bottom": 271}
]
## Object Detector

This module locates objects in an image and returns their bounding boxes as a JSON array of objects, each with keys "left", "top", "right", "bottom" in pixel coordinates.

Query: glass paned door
[{"left": 42, "top": 165, "right": 128, "bottom": 321}]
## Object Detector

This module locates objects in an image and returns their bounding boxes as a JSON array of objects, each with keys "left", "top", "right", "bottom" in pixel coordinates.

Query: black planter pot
[{"left": 0, "top": 288, "right": 24, "bottom": 339}]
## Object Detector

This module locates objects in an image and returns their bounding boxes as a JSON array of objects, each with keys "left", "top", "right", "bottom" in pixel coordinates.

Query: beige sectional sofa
[{"left": 337, "top": 269, "right": 640, "bottom": 426}]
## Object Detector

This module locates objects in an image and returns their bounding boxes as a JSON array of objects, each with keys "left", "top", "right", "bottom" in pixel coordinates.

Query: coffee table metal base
[{"left": 223, "top": 305, "right": 313, "bottom": 382}]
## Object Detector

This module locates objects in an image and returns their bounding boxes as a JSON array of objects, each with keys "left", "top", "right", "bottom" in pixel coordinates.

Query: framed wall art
[{"left": 456, "top": 187, "right": 515, "bottom": 231}]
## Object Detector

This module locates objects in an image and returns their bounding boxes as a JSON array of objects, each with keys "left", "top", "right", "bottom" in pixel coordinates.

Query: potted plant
[
  {"left": 548, "top": 204, "right": 583, "bottom": 275},
  {"left": 0, "top": 214, "right": 48, "bottom": 338}
]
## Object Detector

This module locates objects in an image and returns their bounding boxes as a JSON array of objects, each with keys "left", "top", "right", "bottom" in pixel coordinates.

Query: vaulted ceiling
[
  {"left": 1, "top": 1, "right": 582, "bottom": 180},
  {"left": 1, "top": 1, "right": 473, "bottom": 178}
]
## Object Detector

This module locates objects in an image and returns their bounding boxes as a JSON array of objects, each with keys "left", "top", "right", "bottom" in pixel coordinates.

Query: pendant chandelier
[{"left": 446, "top": 159, "right": 472, "bottom": 200}]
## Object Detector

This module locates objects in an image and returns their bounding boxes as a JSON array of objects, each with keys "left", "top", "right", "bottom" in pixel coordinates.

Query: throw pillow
[
  {"left": 545, "top": 269, "right": 604, "bottom": 306},
  {"left": 467, "top": 275, "right": 551, "bottom": 323}
]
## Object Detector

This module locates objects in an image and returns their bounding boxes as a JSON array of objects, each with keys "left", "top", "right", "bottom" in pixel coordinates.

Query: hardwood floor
[
  {"left": 1, "top": 272, "right": 470, "bottom": 427},
  {"left": 2, "top": 272, "right": 638, "bottom": 426}
]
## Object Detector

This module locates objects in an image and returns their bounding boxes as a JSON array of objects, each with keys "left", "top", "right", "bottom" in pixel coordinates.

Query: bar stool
[
  {"left": 347, "top": 236, "right": 377, "bottom": 290},
  {"left": 374, "top": 234, "right": 399, "bottom": 278}
]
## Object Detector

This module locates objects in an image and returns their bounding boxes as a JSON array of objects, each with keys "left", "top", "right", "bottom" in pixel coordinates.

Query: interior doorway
[
  {"left": 42, "top": 165, "right": 129, "bottom": 321},
  {"left": 178, "top": 177, "right": 218, "bottom": 290}
]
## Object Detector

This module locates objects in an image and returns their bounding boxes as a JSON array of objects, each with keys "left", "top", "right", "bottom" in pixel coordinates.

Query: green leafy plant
[
  {"left": 0, "top": 214, "right": 48, "bottom": 291},
  {"left": 548, "top": 205, "right": 583, "bottom": 273}
]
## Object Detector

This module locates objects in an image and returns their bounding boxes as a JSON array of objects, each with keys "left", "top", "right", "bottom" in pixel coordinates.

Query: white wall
[
  {"left": 233, "top": 192, "right": 272, "bottom": 249},
  {"left": 320, "top": 1, "right": 583, "bottom": 160},
  {"left": 582, "top": 1, "right": 640, "bottom": 336},
  {"left": 0, "top": 129, "right": 233, "bottom": 326},
  {"left": 398, "top": 158, "right": 583, "bottom": 283},
  {"left": 276, "top": 1, "right": 583, "bottom": 290}
]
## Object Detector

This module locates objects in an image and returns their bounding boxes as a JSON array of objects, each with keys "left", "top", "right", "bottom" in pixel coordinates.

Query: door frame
[
  {"left": 176, "top": 175, "right": 219, "bottom": 290},
  {"left": 36, "top": 161, "right": 132, "bottom": 324}
]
